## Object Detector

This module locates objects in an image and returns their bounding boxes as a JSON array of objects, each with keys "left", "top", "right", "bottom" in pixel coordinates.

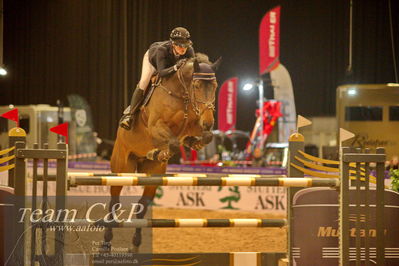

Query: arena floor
[{"left": 152, "top": 207, "right": 287, "bottom": 253}]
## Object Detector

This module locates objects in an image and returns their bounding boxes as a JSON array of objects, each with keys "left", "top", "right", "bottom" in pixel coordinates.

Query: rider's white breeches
[{"left": 138, "top": 50, "right": 156, "bottom": 91}]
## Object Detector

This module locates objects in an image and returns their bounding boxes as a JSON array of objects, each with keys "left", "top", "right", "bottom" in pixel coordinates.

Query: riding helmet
[{"left": 170, "top": 27, "right": 193, "bottom": 48}]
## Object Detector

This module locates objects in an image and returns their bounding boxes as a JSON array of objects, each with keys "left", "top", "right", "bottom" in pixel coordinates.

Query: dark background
[{"left": 1, "top": 0, "right": 398, "bottom": 140}]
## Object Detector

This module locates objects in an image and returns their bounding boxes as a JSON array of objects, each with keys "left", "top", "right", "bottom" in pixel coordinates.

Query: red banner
[
  {"left": 50, "top": 122, "right": 69, "bottom": 144},
  {"left": 218, "top": 77, "right": 238, "bottom": 132},
  {"left": 1, "top": 108, "right": 19, "bottom": 126},
  {"left": 259, "top": 6, "right": 281, "bottom": 75}
]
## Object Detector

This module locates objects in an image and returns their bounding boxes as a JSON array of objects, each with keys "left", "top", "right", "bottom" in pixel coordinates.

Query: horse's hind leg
[
  {"left": 133, "top": 159, "right": 166, "bottom": 251},
  {"left": 103, "top": 143, "right": 137, "bottom": 251}
]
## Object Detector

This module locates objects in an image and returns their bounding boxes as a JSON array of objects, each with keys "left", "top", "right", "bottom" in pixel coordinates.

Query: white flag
[
  {"left": 339, "top": 128, "right": 355, "bottom": 143},
  {"left": 297, "top": 115, "right": 312, "bottom": 130}
]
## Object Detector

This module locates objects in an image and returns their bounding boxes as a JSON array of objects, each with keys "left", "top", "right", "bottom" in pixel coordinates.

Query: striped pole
[
  {"left": 38, "top": 218, "right": 287, "bottom": 228},
  {"left": 68, "top": 172, "right": 287, "bottom": 178},
  {"left": 69, "top": 176, "right": 339, "bottom": 187},
  {"left": 38, "top": 172, "right": 288, "bottom": 181}
]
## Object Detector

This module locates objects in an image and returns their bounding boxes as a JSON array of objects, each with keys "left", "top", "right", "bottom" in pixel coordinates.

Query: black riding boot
[{"left": 120, "top": 87, "right": 144, "bottom": 130}]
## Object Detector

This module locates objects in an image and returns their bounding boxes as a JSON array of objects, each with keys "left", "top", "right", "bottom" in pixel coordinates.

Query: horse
[{"left": 104, "top": 54, "right": 221, "bottom": 251}]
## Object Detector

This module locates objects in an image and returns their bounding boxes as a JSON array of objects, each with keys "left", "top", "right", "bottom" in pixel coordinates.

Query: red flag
[
  {"left": 1, "top": 108, "right": 19, "bottom": 126},
  {"left": 255, "top": 101, "right": 282, "bottom": 138},
  {"left": 218, "top": 77, "right": 238, "bottom": 132},
  {"left": 50, "top": 122, "right": 69, "bottom": 144},
  {"left": 259, "top": 6, "right": 281, "bottom": 75}
]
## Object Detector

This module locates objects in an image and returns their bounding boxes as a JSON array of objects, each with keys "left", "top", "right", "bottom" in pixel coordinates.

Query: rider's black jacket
[{"left": 148, "top": 41, "right": 195, "bottom": 77}]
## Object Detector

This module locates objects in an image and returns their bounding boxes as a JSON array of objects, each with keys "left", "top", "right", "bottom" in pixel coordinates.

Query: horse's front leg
[
  {"left": 183, "top": 131, "right": 214, "bottom": 150},
  {"left": 146, "top": 119, "right": 179, "bottom": 162}
]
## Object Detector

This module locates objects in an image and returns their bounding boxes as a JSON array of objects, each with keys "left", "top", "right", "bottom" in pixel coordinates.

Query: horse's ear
[
  {"left": 211, "top": 57, "right": 222, "bottom": 72},
  {"left": 193, "top": 59, "right": 200, "bottom": 73}
]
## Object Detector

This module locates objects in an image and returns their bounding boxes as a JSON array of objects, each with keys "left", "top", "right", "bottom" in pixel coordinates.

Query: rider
[{"left": 120, "top": 27, "right": 195, "bottom": 130}]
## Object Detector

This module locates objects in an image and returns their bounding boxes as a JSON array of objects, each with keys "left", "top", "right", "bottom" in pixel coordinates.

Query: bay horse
[{"left": 104, "top": 54, "right": 221, "bottom": 251}]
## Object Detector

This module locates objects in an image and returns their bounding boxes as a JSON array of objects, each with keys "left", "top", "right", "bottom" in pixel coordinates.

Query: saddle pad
[
  {"left": 123, "top": 105, "right": 131, "bottom": 114},
  {"left": 142, "top": 83, "right": 156, "bottom": 107}
]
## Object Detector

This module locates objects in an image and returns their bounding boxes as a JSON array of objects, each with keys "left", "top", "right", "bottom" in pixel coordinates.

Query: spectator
[{"left": 386, "top": 155, "right": 399, "bottom": 170}]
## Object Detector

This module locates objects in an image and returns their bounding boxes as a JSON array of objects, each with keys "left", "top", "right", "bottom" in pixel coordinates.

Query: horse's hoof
[
  {"left": 157, "top": 150, "right": 171, "bottom": 162},
  {"left": 133, "top": 245, "right": 140, "bottom": 253},
  {"left": 104, "top": 228, "right": 113, "bottom": 242},
  {"left": 146, "top": 149, "right": 160, "bottom": 161},
  {"left": 128, "top": 245, "right": 140, "bottom": 253},
  {"left": 99, "top": 241, "right": 112, "bottom": 253}
]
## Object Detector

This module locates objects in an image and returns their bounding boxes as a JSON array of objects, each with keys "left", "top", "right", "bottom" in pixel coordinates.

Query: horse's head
[{"left": 179, "top": 55, "right": 222, "bottom": 132}]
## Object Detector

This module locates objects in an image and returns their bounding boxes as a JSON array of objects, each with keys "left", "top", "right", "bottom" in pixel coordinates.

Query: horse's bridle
[
  {"left": 157, "top": 61, "right": 216, "bottom": 136},
  {"left": 176, "top": 64, "right": 216, "bottom": 117}
]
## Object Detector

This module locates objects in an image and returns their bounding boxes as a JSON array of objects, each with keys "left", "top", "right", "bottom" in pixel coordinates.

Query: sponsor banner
[
  {"left": 292, "top": 187, "right": 399, "bottom": 265},
  {"left": 70, "top": 183, "right": 287, "bottom": 215},
  {"left": 218, "top": 77, "right": 238, "bottom": 132},
  {"left": 67, "top": 94, "right": 98, "bottom": 157},
  {"left": 270, "top": 64, "right": 297, "bottom": 142},
  {"left": 167, "top": 164, "right": 286, "bottom": 175},
  {"left": 152, "top": 186, "right": 286, "bottom": 214},
  {"left": 259, "top": 6, "right": 281, "bottom": 75}
]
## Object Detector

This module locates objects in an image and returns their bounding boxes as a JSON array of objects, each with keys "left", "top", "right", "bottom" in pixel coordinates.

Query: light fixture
[
  {"left": 242, "top": 83, "right": 254, "bottom": 91},
  {"left": 0, "top": 67, "right": 7, "bottom": 76},
  {"left": 347, "top": 88, "right": 357, "bottom": 96}
]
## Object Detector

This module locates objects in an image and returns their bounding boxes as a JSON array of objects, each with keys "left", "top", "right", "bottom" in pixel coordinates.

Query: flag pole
[{"left": 258, "top": 78, "right": 264, "bottom": 150}]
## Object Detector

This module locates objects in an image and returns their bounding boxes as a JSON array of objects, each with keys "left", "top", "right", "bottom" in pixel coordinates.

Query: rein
[{"left": 156, "top": 61, "right": 215, "bottom": 137}]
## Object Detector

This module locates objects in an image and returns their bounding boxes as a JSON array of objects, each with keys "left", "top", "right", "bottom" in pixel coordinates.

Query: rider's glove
[{"left": 174, "top": 59, "right": 186, "bottom": 71}]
